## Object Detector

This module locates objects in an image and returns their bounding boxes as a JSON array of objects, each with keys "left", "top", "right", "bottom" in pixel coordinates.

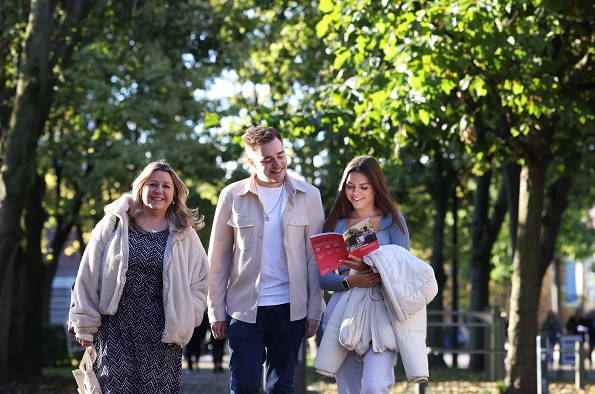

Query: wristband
[{"left": 342, "top": 276, "right": 351, "bottom": 289}]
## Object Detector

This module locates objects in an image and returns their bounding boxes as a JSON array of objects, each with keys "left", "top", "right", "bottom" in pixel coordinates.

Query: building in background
[{"left": 48, "top": 230, "right": 80, "bottom": 325}]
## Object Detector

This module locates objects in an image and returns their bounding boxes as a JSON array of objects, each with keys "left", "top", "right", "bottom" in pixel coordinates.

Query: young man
[{"left": 207, "top": 126, "right": 325, "bottom": 393}]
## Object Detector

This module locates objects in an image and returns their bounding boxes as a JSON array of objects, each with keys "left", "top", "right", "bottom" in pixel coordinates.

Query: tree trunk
[
  {"left": 9, "top": 173, "right": 46, "bottom": 379},
  {"left": 504, "top": 161, "right": 548, "bottom": 392},
  {"left": 468, "top": 169, "right": 491, "bottom": 371},
  {"left": 425, "top": 155, "right": 453, "bottom": 367},
  {"left": 0, "top": 0, "right": 95, "bottom": 381},
  {"left": 504, "top": 163, "right": 520, "bottom": 258},
  {"left": 0, "top": 0, "right": 53, "bottom": 383},
  {"left": 538, "top": 176, "right": 572, "bottom": 283},
  {"left": 553, "top": 257, "right": 563, "bottom": 315},
  {"left": 0, "top": 249, "right": 17, "bottom": 383},
  {"left": 468, "top": 169, "right": 509, "bottom": 371}
]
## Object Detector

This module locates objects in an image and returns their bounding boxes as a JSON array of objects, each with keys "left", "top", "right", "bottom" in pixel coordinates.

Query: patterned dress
[{"left": 94, "top": 225, "right": 183, "bottom": 393}]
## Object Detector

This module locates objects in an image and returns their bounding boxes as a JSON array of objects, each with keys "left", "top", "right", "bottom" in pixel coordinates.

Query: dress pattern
[{"left": 94, "top": 226, "right": 182, "bottom": 393}]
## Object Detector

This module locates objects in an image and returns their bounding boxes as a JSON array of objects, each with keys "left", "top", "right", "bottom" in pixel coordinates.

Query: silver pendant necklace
[
  {"left": 263, "top": 184, "right": 284, "bottom": 222},
  {"left": 139, "top": 216, "right": 164, "bottom": 233}
]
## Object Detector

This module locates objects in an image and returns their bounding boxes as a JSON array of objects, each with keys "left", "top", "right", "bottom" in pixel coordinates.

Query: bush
[{"left": 42, "top": 324, "right": 80, "bottom": 367}]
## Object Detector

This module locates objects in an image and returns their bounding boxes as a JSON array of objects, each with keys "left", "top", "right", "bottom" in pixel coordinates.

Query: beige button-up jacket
[{"left": 207, "top": 174, "right": 325, "bottom": 324}]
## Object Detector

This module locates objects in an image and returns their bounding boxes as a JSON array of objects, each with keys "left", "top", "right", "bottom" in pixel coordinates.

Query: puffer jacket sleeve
[
  {"left": 340, "top": 285, "right": 399, "bottom": 355},
  {"left": 365, "top": 245, "right": 432, "bottom": 383},
  {"left": 314, "top": 290, "right": 352, "bottom": 377},
  {"left": 393, "top": 307, "right": 430, "bottom": 383},
  {"left": 338, "top": 287, "right": 371, "bottom": 355},
  {"left": 365, "top": 245, "right": 437, "bottom": 322},
  {"left": 370, "top": 285, "right": 398, "bottom": 353}
]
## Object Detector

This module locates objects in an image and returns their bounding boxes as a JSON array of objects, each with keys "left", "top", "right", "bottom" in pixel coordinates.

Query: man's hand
[
  {"left": 304, "top": 319, "right": 320, "bottom": 339},
  {"left": 211, "top": 321, "right": 227, "bottom": 340}
]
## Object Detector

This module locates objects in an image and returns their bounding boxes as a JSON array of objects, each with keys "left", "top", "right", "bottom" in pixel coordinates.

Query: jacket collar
[
  {"left": 239, "top": 173, "right": 305, "bottom": 198},
  {"left": 104, "top": 193, "right": 134, "bottom": 215}
]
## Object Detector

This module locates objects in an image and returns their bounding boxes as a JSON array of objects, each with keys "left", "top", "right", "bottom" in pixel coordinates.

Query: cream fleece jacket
[{"left": 69, "top": 195, "right": 209, "bottom": 346}]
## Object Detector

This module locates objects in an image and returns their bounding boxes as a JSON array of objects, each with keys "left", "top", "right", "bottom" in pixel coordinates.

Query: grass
[{"left": 43, "top": 367, "right": 76, "bottom": 378}]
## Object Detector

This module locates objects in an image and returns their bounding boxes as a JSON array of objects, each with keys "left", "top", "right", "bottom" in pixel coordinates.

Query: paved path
[
  {"left": 182, "top": 351, "right": 595, "bottom": 393},
  {"left": 180, "top": 354, "right": 230, "bottom": 393}
]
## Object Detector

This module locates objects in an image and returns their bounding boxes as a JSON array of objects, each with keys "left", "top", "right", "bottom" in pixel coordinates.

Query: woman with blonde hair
[{"left": 69, "top": 159, "right": 209, "bottom": 393}]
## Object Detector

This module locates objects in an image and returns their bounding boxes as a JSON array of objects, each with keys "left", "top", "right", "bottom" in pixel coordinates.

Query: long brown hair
[
  {"left": 128, "top": 159, "right": 204, "bottom": 231},
  {"left": 323, "top": 156, "right": 404, "bottom": 233}
]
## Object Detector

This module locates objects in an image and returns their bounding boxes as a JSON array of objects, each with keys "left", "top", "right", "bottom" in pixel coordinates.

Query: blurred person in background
[{"left": 540, "top": 310, "right": 562, "bottom": 365}]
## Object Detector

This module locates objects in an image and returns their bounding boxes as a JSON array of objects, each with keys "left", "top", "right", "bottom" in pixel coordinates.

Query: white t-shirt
[{"left": 255, "top": 183, "right": 290, "bottom": 306}]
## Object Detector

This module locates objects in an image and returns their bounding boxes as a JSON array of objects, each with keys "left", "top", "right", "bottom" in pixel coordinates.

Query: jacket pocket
[
  {"left": 285, "top": 213, "right": 310, "bottom": 249},
  {"left": 228, "top": 214, "right": 254, "bottom": 250}
]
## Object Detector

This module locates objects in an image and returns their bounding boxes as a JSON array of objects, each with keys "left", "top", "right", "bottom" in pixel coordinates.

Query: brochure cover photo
[{"left": 310, "top": 218, "right": 379, "bottom": 275}]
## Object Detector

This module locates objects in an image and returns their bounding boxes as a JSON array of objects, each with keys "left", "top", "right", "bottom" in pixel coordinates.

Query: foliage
[
  {"left": 1, "top": 0, "right": 594, "bottom": 385},
  {"left": 36, "top": 0, "right": 244, "bottom": 246},
  {"left": 41, "top": 324, "right": 79, "bottom": 368},
  {"left": 240, "top": 0, "right": 593, "bottom": 389},
  {"left": 312, "top": 0, "right": 594, "bottom": 170},
  {"left": 0, "top": 0, "right": 256, "bottom": 382},
  {"left": 557, "top": 158, "right": 595, "bottom": 261}
]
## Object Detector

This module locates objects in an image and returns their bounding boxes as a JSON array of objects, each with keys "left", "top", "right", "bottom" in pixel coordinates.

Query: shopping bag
[{"left": 72, "top": 344, "right": 102, "bottom": 394}]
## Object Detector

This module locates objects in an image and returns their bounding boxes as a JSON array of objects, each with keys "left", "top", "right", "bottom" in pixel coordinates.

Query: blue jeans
[{"left": 227, "top": 304, "right": 305, "bottom": 394}]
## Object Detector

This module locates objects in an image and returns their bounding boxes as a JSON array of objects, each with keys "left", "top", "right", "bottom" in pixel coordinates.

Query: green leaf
[
  {"left": 333, "top": 49, "right": 352, "bottom": 70},
  {"left": 440, "top": 79, "right": 457, "bottom": 94},
  {"left": 512, "top": 81, "right": 524, "bottom": 95},
  {"left": 319, "top": 0, "right": 335, "bottom": 13},
  {"left": 419, "top": 110, "right": 430, "bottom": 125},
  {"left": 316, "top": 18, "right": 330, "bottom": 38},
  {"left": 204, "top": 112, "right": 220, "bottom": 129}
]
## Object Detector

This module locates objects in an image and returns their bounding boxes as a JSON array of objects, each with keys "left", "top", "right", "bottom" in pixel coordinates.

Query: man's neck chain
[{"left": 263, "top": 183, "right": 284, "bottom": 222}]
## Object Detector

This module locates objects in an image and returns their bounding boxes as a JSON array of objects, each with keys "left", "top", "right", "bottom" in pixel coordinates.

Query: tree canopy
[{"left": 0, "top": 0, "right": 593, "bottom": 390}]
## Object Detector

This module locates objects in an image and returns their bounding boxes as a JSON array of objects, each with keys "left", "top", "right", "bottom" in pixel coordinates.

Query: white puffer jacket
[{"left": 314, "top": 245, "right": 437, "bottom": 383}]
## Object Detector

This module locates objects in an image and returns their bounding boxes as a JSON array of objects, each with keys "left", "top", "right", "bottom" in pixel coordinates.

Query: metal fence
[
  {"left": 426, "top": 309, "right": 507, "bottom": 382},
  {"left": 537, "top": 335, "right": 587, "bottom": 393}
]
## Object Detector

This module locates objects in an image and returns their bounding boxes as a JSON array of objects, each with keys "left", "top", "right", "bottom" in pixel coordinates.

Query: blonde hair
[{"left": 128, "top": 159, "right": 204, "bottom": 231}]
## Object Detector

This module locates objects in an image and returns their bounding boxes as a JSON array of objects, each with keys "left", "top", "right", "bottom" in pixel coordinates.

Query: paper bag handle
[{"left": 79, "top": 345, "right": 98, "bottom": 372}]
